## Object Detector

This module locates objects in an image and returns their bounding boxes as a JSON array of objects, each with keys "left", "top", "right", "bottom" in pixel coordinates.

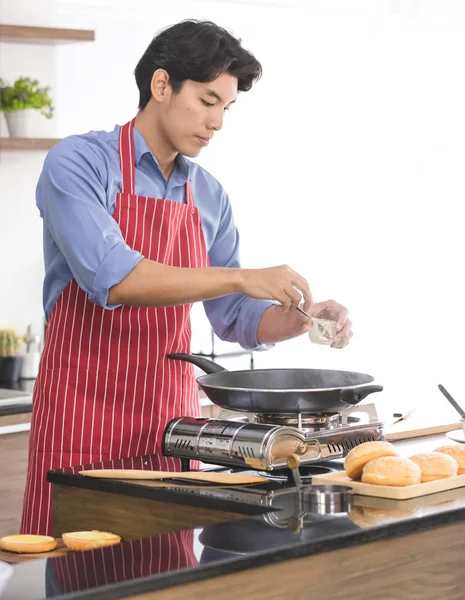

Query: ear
[{"left": 150, "top": 69, "right": 171, "bottom": 103}]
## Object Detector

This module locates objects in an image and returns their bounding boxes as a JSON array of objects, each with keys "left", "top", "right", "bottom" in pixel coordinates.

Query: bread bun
[
  {"left": 434, "top": 445, "right": 465, "bottom": 475},
  {"left": 62, "top": 530, "right": 121, "bottom": 551},
  {"left": 344, "top": 441, "right": 398, "bottom": 480},
  {"left": 0, "top": 534, "right": 57, "bottom": 554},
  {"left": 361, "top": 456, "right": 421, "bottom": 486},
  {"left": 409, "top": 452, "right": 458, "bottom": 482}
]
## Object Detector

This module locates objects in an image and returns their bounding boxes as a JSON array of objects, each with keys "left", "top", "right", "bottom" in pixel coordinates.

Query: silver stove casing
[{"left": 162, "top": 404, "right": 385, "bottom": 471}]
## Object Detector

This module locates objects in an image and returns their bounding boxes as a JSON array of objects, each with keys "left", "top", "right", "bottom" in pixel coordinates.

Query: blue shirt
[{"left": 37, "top": 124, "right": 273, "bottom": 350}]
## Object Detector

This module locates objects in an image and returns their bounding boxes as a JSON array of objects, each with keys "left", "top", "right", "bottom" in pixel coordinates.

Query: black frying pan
[{"left": 167, "top": 353, "right": 383, "bottom": 414}]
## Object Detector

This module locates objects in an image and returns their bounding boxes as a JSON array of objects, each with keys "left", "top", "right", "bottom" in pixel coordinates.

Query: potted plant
[
  {"left": 0, "top": 76, "right": 54, "bottom": 138},
  {"left": 0, "top": 328, "right": 25, "bottom": 383}
]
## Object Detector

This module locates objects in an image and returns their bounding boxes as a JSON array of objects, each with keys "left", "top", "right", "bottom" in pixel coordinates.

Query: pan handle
[
  {"left": 340, "top": 385, "right": 384, "bottom": 405},
  {"left": 167, "top": 353, "right": 228, "bottom": 374}
]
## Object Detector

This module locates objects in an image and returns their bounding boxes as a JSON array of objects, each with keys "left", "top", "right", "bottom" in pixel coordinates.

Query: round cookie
[
  {"left": 62, "top": 530, "right": 121, "bottom": 551},
  {"left": 0, "top": 534, "right": 57, "bottom": 554}
]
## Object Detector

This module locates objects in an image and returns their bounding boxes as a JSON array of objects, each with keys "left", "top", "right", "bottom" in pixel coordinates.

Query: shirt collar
[{"left": 131, "top": 125, "right": 190, "bottom": 179}]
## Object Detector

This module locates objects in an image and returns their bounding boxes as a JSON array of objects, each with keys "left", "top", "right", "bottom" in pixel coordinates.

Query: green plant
[
  {"left": 0, "top": 76, "right": 54, "bottom": 118},
  {"left": 0, "top": 328, "right": 24, "bottom": 356}
]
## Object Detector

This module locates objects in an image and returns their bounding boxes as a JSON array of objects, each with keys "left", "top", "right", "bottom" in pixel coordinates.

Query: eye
[{"left": 201, "top": 99, "right": 215, "bottom": 107}]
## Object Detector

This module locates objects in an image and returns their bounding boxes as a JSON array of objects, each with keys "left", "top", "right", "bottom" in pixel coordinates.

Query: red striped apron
[{"left": 21, "top": 119, "right": 208, "bottom": 535}]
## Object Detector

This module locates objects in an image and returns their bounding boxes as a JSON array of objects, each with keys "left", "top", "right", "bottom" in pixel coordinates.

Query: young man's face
[{"left": 159, "top": 73, "right": 238, "bottom": 157}]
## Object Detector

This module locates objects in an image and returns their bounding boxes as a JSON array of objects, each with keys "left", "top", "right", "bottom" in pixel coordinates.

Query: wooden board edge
[{"left": 312, "top": 471, "right": 465, "bottom": 500}]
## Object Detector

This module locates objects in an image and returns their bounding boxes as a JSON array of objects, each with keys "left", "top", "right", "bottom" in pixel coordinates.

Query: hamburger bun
[
  {"left": 361, "top": 456, "right": 421, "bottom": 486},
  {"left": 409, "top": 452, "right": 458, "bottom": 482},
  {"left": 344, "top": 441, "right": 398, "bottom": 480},
  {"left": 62, "top": 530, "right": 121, "bottom": 551},
  {"left": 0, "top": 534, "right": 57, "bottom": 554},
  {"left": 434, "top": 445, "right": 465, "bottom": 475}
]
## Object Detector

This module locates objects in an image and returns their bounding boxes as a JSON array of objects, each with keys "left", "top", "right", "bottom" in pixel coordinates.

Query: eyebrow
[{"left": 204, "top": 88, "right": 237, "bottom": 105}]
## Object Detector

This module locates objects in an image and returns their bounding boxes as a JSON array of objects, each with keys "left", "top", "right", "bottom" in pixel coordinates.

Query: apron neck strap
[
  {"left": 185, "top": 179, "right": 194, "bottom": 207},
  {"left": 119, "top": 119, "right": 136, "bottom": 195},
  {"left": 119, "top": 119, "right": 194, "bottom": 205}
]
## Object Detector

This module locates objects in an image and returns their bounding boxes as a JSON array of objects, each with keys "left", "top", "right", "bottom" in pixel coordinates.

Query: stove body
[{"left": 162, "top": 403, "right": 385, "bottom": 472}]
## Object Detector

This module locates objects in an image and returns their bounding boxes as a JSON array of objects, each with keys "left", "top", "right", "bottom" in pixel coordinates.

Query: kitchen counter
[
  {"left": 0, "top": 384, "right": 33, "bottom": 421},
  {"left": 2, "top": 434, "right": 465, "bottom": 599}
]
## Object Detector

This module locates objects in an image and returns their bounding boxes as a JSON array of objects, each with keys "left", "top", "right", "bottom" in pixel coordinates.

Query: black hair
[{"left": 134, "top": 20, "right": 262, "bottom": 110}]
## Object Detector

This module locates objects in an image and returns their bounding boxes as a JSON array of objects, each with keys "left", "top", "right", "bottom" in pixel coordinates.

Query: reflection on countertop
[
  {"left": 3, "top": 481, "right": 465, "bottom": 600},
  {"left": 2, "top": 434, "right": 463, "bottom": 599}
]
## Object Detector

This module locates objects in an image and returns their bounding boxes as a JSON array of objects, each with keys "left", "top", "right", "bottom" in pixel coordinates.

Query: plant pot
[
  {"left": 0, "top": 356, "right": 24, "bottom": 383},
  {"left": 4, "top": 109, "right": 43, "bottom": 138}
]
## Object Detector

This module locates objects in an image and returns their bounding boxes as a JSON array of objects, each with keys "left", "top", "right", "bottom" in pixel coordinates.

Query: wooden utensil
[{"left": 79, "top": 469, "right": 268, "bottom": 485}]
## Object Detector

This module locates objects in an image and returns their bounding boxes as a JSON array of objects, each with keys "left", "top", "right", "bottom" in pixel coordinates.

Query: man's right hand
[
  {"left": 236, "top": 265, "right": 313, "bottom": 312},
  {"left": 108, "top": 259, "right": 312, "bottom": 312}
]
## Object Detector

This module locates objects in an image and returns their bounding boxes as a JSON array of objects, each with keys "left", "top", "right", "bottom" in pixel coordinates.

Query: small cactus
[{"left": 0, "top": 328, "right": 24, "bottom": 356}]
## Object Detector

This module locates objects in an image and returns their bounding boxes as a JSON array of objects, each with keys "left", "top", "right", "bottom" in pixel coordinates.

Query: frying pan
[{"left": 167, "top": 353, "right": 383, "bottom": 414}]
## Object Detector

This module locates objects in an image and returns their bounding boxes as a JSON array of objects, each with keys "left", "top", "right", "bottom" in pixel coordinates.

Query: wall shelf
[
  {"left": 0, "top": 24, "right": 95, "bottom": 45},
  {"left": 0, "top": 138, "right": 61, "bottom": 151}
]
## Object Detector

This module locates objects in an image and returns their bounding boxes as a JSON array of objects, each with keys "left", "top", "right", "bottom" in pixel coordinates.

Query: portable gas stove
[{"left": 162, "top": 403, "right": 384, "bottom": 473}]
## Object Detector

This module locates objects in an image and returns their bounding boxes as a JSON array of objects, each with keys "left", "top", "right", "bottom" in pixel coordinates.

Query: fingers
[
  {"left": 284, "top": 285, "right": 303, "bottom": 313},
  {"left": 331, "top": 319, "right": 353, "bottom": 349},
  {"left": 309, "top": 299, "right": 349, "bottom": 332},
  {"left": 289, "top": 270, "right": 313, "bottom": 310}
]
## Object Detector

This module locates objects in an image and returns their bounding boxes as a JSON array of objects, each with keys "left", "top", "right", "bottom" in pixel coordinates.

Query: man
[{"left": 22, "top": 20, "right": 352, "bottom": 535}]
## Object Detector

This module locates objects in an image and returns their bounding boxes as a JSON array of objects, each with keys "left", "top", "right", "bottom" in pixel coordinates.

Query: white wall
[
  {"left": 1, "top": 0, "right": 464, "bottom": 412},
  {"left": 0, "top": 0, "right": 57, "bottom": 340}
]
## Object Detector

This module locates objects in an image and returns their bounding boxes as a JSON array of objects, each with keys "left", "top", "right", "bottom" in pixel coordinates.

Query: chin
[{"left": 181, "top": 146, "right": 201, "bottom": 159}]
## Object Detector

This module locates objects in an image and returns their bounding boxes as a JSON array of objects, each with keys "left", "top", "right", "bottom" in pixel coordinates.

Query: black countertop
[
  {"left": 4, "top": 435, "right": 465, "bottom": 599},
  {"left": 0, "top": 382, "right": 34, "bottom": 417},
  {"left": 4, "top": 483, "right": 465, "bottom": 600}
]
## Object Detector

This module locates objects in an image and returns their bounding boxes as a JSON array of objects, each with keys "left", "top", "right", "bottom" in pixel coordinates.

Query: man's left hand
[{"left": 308, "top": 300, "right": 353, "bottom": 349}]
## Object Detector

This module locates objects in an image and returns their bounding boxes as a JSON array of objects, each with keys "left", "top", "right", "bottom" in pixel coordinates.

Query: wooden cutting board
[
  {"left": 79, "top": 469, "right": 268, "bottom": 485},
  {"left": 312, "top": 471, "right": 465, "bottom": 500}
]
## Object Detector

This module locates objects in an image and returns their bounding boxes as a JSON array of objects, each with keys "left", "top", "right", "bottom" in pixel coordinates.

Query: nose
[{"left": 208, "top": 108, "right": 224, "bottom": 132}]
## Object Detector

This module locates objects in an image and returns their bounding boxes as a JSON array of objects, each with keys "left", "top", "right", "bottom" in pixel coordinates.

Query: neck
[{"left": 134, "top": 109, "right": 177, "bottom": 180}]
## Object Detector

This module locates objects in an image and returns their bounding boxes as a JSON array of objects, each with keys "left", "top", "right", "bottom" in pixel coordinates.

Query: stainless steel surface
[
  {"left": 255, "top": 412, "right": 339, "bottom": 429},
  {"left": 300, "top": 484, "right": 352, "bottom": 515},
  {"left": 163, "top": 404, "right": 385, "bottom": 471}
]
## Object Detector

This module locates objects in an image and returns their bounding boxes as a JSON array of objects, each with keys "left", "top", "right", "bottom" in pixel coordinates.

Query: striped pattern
[
  {"left": 21, "top": 119, "right": 209, "bottom": 535},
  {"left": 48, "top": 530, "right": 197, "bottom": 594},
  {"left": 48, "top": 453, "right": 198, "bottom": 592}
]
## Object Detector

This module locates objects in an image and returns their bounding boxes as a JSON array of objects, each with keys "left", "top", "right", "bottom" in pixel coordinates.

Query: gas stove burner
[
  {"left": 255, "top": 412, "right": 340, "bottom": 430},
  {"left": 258, "top": 464, "right": 335, "bottom": 482},
  {"left": 163, "top": 403, "right": 384, "bottom": 472}
]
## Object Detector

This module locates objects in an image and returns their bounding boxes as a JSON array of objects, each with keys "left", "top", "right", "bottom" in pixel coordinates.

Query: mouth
[{"left": 195, "top": 135, "right": 211, "bottom": 147}]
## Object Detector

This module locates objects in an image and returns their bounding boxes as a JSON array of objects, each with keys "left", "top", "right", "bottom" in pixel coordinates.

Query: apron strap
[
  {"left": 119, "top": 119, "right": 136, "bottom": 195},
  {"left": 120, "top": 119, "right": 194, "bottom": 206},
  {"left": 186, "top": 179, "right": 194, "bottom": 207}
]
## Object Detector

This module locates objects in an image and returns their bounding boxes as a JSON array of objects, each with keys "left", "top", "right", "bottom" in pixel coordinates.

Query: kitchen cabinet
[{"left": 0, "top": 412, "right": 31, "bottom": 536}]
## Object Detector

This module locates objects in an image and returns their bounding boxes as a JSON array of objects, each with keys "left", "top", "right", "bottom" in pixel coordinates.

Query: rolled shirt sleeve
[
  {"left": 38, "top": 138, "right": 143, "bottom": 314},
  {"left": 202, "top": 188, "right": 274, "bottom": 351}
]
